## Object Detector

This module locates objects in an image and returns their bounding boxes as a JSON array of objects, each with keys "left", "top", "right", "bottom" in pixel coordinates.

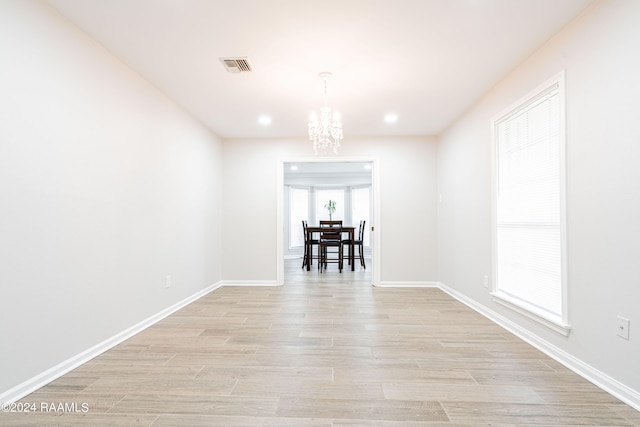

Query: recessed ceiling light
[
  {"left": 384, "top": 113, "right": 398, "bottom": 123},
  {"left": 363, "top": 164, "right": 372, "bottom": 170},
  {"left": 258, "top": 115, "right": 272, "bottom": 126},
  {"left": 290, "top": 165, "right": 298, "bottom": 171}
]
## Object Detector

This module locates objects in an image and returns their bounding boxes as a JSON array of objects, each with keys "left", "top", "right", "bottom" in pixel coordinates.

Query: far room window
[
  {"left": 351, "top": 186, "right": 371, "bottom": 247},
  {"left": 316, "top": 189, "right": 345, "bottom": 222},
  {"left": 289, "top": 187, "right": 309, "bottom": 248},
  {"left": 492, "top": 71, "right": 569, "bottom": 335}
]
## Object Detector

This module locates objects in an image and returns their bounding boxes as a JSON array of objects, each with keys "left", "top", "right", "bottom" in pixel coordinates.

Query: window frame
[{"left": 490, "top": 71, "right": 571, "bottom": 336}]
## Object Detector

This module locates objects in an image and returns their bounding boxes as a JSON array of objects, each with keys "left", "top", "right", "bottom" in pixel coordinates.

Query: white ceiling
[
  {"left": 46, "top": 0, "right": 594, "bottom": 139},
  {"left": 284, "top": 161, "right": 372, "bottom": 181}
]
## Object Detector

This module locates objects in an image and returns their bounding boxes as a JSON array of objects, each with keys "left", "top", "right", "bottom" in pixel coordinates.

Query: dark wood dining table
[{"left": 304, "top": 225, "right": 355, "bottom": 271}]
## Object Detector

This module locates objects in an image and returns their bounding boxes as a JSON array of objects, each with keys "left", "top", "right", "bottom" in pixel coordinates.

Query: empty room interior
[{"left": 1, "top": 0, "right": 639, "bottom": 425}]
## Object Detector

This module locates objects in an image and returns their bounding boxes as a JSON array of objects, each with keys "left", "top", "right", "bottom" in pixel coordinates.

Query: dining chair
[
  {"left": 319, "top": 225, "right": 343, "bottom": 273},
  {"left": 343, "top": 220, "right": 366, "bottom": 269},
  {"left": 301, "top": 220, "right": 318, "bottom": 269},
  {"left": 319, "top": 220, "right": 342, "bottom": 228}
]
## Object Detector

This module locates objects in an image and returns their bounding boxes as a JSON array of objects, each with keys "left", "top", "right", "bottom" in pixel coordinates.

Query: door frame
[{"left": 276, "top": 156, "right": 380, "bottom": 286}]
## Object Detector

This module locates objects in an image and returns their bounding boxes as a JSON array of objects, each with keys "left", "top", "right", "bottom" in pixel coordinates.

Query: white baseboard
[
  {"left": 222, "top": 280, "right": 280, "bottom": 287},
  {"left": 1, "top": 279, "right": 282, "bottom": 403},
  {"left": 376, "top": 281, "right": 440, "bottom": 288},
  {"left": 0, "top": 281, "right": 223, "bottom": 404},
  {"left": 437, "top": 282, "right": 640, "bottom": 412}
]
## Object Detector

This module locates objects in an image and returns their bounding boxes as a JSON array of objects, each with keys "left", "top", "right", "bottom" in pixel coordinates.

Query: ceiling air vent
[{"left": 220, "top": 57, "right": 253, "bottom": 73}]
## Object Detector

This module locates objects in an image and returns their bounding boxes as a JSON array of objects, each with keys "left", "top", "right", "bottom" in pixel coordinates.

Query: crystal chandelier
[{"left": 308, "top": 72, "right": 343, "bottom": 155}]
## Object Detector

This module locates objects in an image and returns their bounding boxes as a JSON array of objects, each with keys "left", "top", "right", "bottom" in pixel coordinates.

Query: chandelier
[{"left": 308, "top": 72, "right": 343, "bottom": 155}]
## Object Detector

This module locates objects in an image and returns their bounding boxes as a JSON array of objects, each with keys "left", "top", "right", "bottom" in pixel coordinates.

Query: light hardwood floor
[{"left": 3, "top": 259, "right": 639, "bottom": 426}]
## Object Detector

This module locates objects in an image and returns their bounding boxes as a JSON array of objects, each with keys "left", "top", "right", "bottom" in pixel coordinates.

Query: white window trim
[{"left": 490, "top": 71, "right": 571, "bottom": 336}]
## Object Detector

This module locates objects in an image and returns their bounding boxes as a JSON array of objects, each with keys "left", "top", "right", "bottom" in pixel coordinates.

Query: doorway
[{"left": 276, "top": 158, "right": 380, "bottom": 286}]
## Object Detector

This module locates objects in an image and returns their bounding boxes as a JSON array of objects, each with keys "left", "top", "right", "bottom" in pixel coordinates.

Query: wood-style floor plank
[{"left": 2, "top": 259, "right": 638, "bottom": 426}]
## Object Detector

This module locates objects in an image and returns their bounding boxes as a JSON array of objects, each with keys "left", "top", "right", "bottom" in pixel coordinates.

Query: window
[
  {"left": 316, "top": 189, "right": 345, "bottom": 222},
  {"left": 289, "top": 187, "right": 309, "bottom": 248},
  {"left": 351, "top": 186, "right": 371, "bottom": 247},
  {"left": 286, "top": 184, "right": 371, "bottom": 255},
  {"left": 492, "top": 72, "right": 569, "bottom": 335}
]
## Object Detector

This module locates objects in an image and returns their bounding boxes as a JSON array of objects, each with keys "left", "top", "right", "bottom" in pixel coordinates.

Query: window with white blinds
[
  {"left": 289, "top": 187, "right": 309, "bottom": 248},
  {"left": 493, "top": 72, "right": 569, "bottom": 333},
  {"left": 351, "top": 187, "right": 371, "bottom": 247}
]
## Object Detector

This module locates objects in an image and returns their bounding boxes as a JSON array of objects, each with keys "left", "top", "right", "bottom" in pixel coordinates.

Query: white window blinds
[
  {"left": 494, "top": 74, "right": 567, "bottom": 327},
  {"left": 289, "top": 187, "right": 309, "bottom": 248},
  {"left": 351, "top": 187, "right": 371, "bottom": 247}
]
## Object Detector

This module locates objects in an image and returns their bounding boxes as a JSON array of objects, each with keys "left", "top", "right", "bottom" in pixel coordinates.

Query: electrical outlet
[
  {"left": 616, "top": 315, "right": 630, "bottom": 340},
  {"left": 483, "top": 275, "right": 489, "bottom": 289},
  {"left": 165, "top": 275, "right": 171, "bottom": 288}
]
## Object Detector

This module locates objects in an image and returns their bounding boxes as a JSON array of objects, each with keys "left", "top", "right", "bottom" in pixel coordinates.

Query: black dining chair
[
  {"left": 301, "top": 220, "right": 318, "bottom": 269},
  {"left": 343, "top": 220, "right": 366, "bottom": 269},
  {"left": 319, "top": 224, "right": 343, "bottom": 273},
  {"left": 319, "top": 220, "right": 342, "bottom": 228}
]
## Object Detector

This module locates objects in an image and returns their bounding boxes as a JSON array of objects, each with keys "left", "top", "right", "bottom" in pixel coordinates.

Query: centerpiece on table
[{"left": 324, "top": 200, "right": 336, "bottom": 220}]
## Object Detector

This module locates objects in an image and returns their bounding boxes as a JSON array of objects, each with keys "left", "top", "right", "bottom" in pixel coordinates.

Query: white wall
[
  {"left": 222, "top": 136, "right": 438, "bottom": 284},
  {"left": 437, "top": 0, "right": 640, "bottom": 401},
  {"left": 0, "top": 0, "right": 223, "bottom": 396}
]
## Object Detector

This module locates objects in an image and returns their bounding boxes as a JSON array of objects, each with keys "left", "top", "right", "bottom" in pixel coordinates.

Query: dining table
[{"left": 304, "top": 225, "right": 355, "bottom": 271}]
